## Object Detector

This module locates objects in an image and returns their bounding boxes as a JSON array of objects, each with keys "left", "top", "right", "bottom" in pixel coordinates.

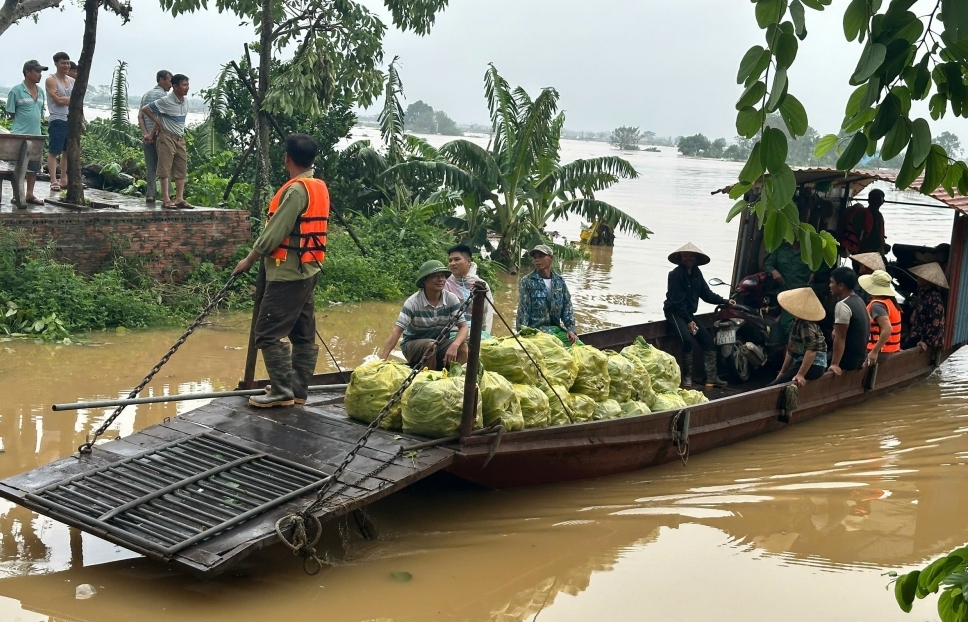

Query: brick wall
[{"left": 0, "top": 209, "right": 251, "bottom": 281}]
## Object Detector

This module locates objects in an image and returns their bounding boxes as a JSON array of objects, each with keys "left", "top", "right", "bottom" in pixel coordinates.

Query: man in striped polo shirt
[
  {"left": 140, "top": 73, "right": 191, "bottom": 209},
  {"left": 380, "top": 260, "right": 468, "bottom": 370},
  {"left": 137, "top": 70, "right": 172, "bottom": 204}
]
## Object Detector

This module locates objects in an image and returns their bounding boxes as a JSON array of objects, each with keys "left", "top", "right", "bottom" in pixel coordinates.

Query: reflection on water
[{"left": 0, "top": 144, "right": 966, "bottom": 620}]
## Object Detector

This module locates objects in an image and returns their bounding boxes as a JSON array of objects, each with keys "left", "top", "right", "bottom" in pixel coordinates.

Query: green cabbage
[
  {"left": 592, "top": 398, "right": 622, "bottom": 420},
  {"left": 619, "top": 400, "right": 652, "bottom": 417},
  {"left": 651, "top": 391, "right": 688, "bottom": 412},
  {"left": 620, "top": 349, "right": 655, "bottom": 405},
  {"left": 678, "top": 388, "right": 709, "bottom": 406},
  {"left": 402, "top": 369, "right": 482, "bottom": 437},
  {"left": 479, "top": 370, "right": 524, "bottom": 431},
  {"left": 570, "top": 345, "right": 610, "bottom": 401},
  {"left": 604, "top": 350, "right": 634, "bottom": 403},
  {"left": 621, "top": 336, "right": 680, "bottom": 394},
  {"left": 344, "top": 359, "right": 412, "bottom": 430},
  {"left": 513, "top": 383, "right": 552, "bottom": 428},
  {"left": 543, "top": 384, "right": 596, "bottom": 425},
  {"left": 480, "top": 337, "right": 545, "bottom": 385},
  {"left": 520, "top": 328, "right": 578, "bottom": 388}
]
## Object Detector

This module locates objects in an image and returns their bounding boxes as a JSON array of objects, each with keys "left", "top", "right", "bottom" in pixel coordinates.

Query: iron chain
[{"left": 78, "top": 273, "right": 242, "bottom": 454}]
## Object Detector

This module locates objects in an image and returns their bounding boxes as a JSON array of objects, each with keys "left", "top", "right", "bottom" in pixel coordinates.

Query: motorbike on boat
[{"left": 709, "top": 275, "right": 786, "bottom": 382}]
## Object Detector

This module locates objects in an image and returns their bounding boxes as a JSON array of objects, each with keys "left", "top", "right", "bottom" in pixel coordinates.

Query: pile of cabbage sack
[{"left": 345, "top": 332, "right": 708, "bottom": 438}]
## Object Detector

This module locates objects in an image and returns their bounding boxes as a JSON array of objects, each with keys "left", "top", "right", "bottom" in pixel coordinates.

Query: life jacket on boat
[
  {"left": 267, "top": 177, "right": 329, "bottom": 263},
  {"left": 843, "top": 204, "right": 873, "bottom": 254},
  {"left": 866, "top": 297, "right": 901, "bottom": 353}
]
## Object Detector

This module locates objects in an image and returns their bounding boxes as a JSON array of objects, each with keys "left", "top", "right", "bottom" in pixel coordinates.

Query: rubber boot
[
  {"left": 249, "top": 343, "right": 295, "bottom": 408},
  {"left": 703, "top": 351, "right": 728, "bottom": 388},
  {"left": 680, "top": 355, "right": 693, "bottom": 388},
  {"left": 290, "top": 343, "right": 319, "bottom": 405}
]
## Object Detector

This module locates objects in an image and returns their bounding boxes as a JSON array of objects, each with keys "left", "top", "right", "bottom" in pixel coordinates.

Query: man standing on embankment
[{"left": 232, "top": 134, "right": 330, "bottom": 408}]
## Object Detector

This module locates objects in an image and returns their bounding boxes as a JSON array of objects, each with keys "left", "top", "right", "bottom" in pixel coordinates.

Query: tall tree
[
  {"left": 729, "top": 0, "right": 968, "bottom": 271},
  {"left": 161, "top": 0, "right": 449, "bottom": 218},
  {"left": 0, "top": 0, "right": 62, "bottom": 37},
  {"left": 609, "top": 126, "right": 642, "bottom": 150},
  {"left": 64, "top": 0, "right": 131, "bottom": 206}
]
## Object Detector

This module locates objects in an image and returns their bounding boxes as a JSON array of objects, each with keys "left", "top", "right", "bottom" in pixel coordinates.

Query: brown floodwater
[{"left": 0, "top": 143, "right": 964, "bottom": 621}]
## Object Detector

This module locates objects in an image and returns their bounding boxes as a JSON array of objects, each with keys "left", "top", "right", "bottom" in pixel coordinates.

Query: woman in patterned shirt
[
  {"left": 770, "top": 287, "right": 828, "bottom": 387},
  {"left": 902, "top": 262, "right": 948, "bottom": 351}
]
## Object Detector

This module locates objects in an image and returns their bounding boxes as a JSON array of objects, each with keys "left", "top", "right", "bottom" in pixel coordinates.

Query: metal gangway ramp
[{"left": 0, "top": 396, "right": 455, "bottom": 577}]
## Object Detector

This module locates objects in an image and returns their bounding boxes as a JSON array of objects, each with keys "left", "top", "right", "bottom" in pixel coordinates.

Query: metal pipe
[
  {"left": 459, "top": 283, "right": 488, "bottom": 440},
  {"left": 51, "top": 384, "right": 348, "bottom": 411}
]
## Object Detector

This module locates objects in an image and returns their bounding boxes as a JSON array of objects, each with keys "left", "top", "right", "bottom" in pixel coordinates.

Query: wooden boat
[{"left": 1, "top": 169, "right": 966, "bottom": 577}]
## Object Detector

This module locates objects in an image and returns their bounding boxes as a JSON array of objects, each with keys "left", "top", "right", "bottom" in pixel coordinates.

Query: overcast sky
[{"left": 0, "top": 0, "right": 963, "bottom": 141}]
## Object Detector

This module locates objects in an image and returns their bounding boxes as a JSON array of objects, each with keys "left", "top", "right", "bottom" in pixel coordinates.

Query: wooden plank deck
[{"left": 0, "top": 393, "right": 455, "bottom": 578}]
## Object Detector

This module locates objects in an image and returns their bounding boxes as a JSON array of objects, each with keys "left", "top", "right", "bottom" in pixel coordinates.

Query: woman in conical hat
[
  {"left": 902, "top": 262, "right": 948, "bottom": 352},
  {"left": 850, "top": 252, "right": 885, "bottom": 275},
  {"left": 662, "top": 242, "right": 733, "bottom": 388},
  {"left": 770, "top": 287, "right": 829, "bottom": 387}
]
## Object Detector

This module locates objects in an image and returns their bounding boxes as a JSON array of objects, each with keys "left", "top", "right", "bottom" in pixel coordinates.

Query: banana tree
[{"left": 384, "top": 64, "right": 650, "bottom": 268}]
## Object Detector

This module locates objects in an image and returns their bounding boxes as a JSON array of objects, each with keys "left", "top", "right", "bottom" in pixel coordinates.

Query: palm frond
[
  {"left": 203, "top": 63, "right": 232, "bottom": 122},
  {"left": 109, "top": 60, "right": 129, "bottom": 131},
  {"left": 552, "top": 198, "right": 652, "bottom": 239},
  {"left": 484, "top": 63, "right": 517, "bottom": 157},
  {"left": 192, "top": 117, "right": 225, "bottom": 159},
  {"left": 438, "top": 139, "right": 502, "bottom": 188},
  {"left": 509, "top": 86, "right": 560, "bottom": 189},
  {"left": 379, "top": 57, "right": 406, "bottom": 165},
  {"left": 403, "top": 134, "right": 441, "bottom": 160},
  {"left": 539, "top": 156, "right": 639, "bottom": 194},
  {"left": 344, "top": 140, "right": 389, "bottom": 179},
  {"left": 381, "top": 160, "right": 492, "bottom": 197}
]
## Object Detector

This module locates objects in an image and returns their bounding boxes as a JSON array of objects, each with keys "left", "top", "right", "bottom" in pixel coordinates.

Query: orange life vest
[
  {"left": 866, "top": 297, "right": 901, "bottom": 353},
  {"left": 843, "top": 205, "right": 873, "bottom": 254},
  {"left": 267, "top": 177, "right": 329, "bottom": 264}
]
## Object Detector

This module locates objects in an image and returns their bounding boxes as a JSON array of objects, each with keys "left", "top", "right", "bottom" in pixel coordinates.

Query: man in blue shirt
[
  {"left": 516, "top": 244, "right": 578, "bottom": 346},
  {"left": 5, "top": 60, "right": 47, "bottom": 206}
]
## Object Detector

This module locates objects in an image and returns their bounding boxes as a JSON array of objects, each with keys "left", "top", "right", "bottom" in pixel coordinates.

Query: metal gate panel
[{"left": 25, "top": 434, "right": 330, "bottom": 557}]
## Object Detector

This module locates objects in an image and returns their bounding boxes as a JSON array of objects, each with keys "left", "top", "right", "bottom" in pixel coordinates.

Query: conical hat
[
  {"left": 910, "top": 262, "right": 949, "bottom": 289},
  {"left": 668, "top": 242, "right": 710, "bottom": 266},
  {"left": 777, "top": 287, "right": 826, "bottom": 322},
  {"left": 850, "top": 252, "right": 885, "bottom": 272},
  {"left": 858, "top": 270, "right": 899, "bottom": 298}
]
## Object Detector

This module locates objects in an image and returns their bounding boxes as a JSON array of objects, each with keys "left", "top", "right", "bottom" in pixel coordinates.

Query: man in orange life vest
[
  {"left": 858, "top": 269, "right": 901, "bottom": 368},
  {"left": 842, "top": 189, "right": 887, "bottom": 255},
  {"left": 233, "top": 134, "right": 329, "bottom": 408}
]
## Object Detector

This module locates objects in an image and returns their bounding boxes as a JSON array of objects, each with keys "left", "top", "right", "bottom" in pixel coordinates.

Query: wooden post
[
  {"left": 239, "top": 260, "right": 266, "bottom": 389},
  {"left": 459, "top": 283, "right": 487, "bottom": 439}
]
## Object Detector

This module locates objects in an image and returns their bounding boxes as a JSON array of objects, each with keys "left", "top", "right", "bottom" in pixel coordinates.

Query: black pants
[
  {"left": 254, "top": 275, "right": 317, "bottom": 349},
  {"left": 769, "top": 362, "right": 826, "bottom": 385},
  {"left": 666, "top": 312, "right": 714, "bottom": 355}
]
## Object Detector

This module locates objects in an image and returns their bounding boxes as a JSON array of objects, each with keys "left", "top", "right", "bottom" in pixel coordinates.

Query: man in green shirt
[
  {"left": 5, "top": 60, "right": 47, "bottom": 205},
  {"left": 765, "top": 240, "right": 814, "bottom": 341},
  {"left": 233, "top": 134, "right": 330, "bottom": 407}
]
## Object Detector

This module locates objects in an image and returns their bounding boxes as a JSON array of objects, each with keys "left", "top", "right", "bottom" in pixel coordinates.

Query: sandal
[
  {"left": 161, "top": 202, "right": 178, "bottom": 209},
  {"left": 49, "top": 184, "right": 61, "bottom": 192},
  {"left": 176, "top": 201, "right": 195, "bottom": 209},
  {"left": 25, "top": 196, "right": 44, "bottom": 205}
]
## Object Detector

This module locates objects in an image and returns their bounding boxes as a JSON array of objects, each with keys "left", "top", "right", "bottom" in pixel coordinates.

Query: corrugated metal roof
[{"left": 712, "top": 168, "right": 968, "bottom": 215}]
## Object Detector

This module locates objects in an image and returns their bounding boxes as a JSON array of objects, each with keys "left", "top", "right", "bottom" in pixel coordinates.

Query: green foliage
[
  {"left": 892, "top": 544, "right": 968, "bottom": 620},
  {"left": 731, "top": 0, "right": 968, "bottom": 271},
  {"left": 404, "top": 100, "right": 462, "bottom": 135},
  {"left": 609, "top": 126, "right": 642, "bottom": 150}
]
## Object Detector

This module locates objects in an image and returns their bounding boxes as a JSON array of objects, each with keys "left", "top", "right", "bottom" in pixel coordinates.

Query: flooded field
[{"left": 0, "top": 140, "right": 964, "bottom": 620}]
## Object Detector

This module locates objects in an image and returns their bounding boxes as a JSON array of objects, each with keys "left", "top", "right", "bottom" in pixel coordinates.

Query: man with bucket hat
[
  {"left": 381, "top": 260, "right": 468, "bottom": 370},
  {"left": 663, "top": 242, "right": 733, "bottom": 388},
  {"left": 516, "top": 244, "right": 578, "bottom": 346},
  {"left": 903, "top": 262, "right": 948, "bottom": 351},
  {"left": 858, "top": 269, "right": 901, "bottom": 367},
  {"left": 770, "top": 287, "right": 828, "bottom": 387}
]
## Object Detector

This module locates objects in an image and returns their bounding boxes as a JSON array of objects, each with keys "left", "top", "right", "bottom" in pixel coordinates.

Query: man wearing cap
[
  {"left": 770, "top": 287, "right": 828, "bottom": 387},
  {"left": 903, "top": 262, "right": 948, "bottom": 351},
  {"left": 858, "top": 269, "right": 902, "bottom": 367},
  {"left": 663, "top": 242, "right": 733, "bottom": 388},
  {"left": 5, "top": 60, "right": 48, "bottom": 206},
  {"left": 381, "top": 260, "right": 468, "bottom": 370},
  {"left": 827, "top": 267, "right": 870, "bottom": 375},
  {"left": 516, "top": 244, "right": 578, "bottom": 346}
]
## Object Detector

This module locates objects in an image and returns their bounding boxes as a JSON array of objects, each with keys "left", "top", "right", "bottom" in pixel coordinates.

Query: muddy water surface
[{"left": 0, "top": 144, "right": 965, "bottom": 621}]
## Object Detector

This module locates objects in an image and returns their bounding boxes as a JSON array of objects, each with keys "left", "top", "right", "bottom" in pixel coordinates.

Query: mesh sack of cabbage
[
  {"left": 479, "top": 370, "right": 525, "bottom": 431},
  {"left": 402, "top": 367, "right": 482, "bottom": 437},
  {"left": 592, "top": 398, "right": 622, "bottom": 420},
  {"left": 651, "top": 391, "right": 688, "bottom": 412},
  {"left": 344, "top": 359, "right": 413, "bottom": 430},
  {"left": 544, "top": 384, "right": 596, "bottom": 425},
  {"left": 513, "top": 383, "right": 552, "bottom": 428},
  {"left": 520, "top": 327, "right": 578, "bottom": 388},
  {"left": 570, "top": 344, "right": 611, "bottom": 401},
  {"left": 678, "top": 388, "right": 709, "bottom": 406},
  {"left": 619, "top": 400, "right": 651, "bottom": 417},
  {"left": 620, "top": 349, "right": 655, "bottom": 406},
  {"left": 604, "top": 350, "right": 635, "bottom": 403},
  {"left": 621, "top": 336, "right": 680, "bottom": 394},
  {"left": 479, "top": 336, "right": 545, "bottom": 385}
]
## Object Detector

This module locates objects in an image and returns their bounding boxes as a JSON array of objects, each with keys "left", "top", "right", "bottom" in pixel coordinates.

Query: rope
[
  {"left": 486, "top": 298, "right": 574, "bottom": 424},
  {"left": 78, "top": 273, "right": 242, "bottom": 454}
]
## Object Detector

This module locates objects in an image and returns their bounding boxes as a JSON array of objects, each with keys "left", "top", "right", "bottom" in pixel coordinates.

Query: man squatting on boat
[{"left": 233, "top": 134, "right": 330, "bottom": 408}]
